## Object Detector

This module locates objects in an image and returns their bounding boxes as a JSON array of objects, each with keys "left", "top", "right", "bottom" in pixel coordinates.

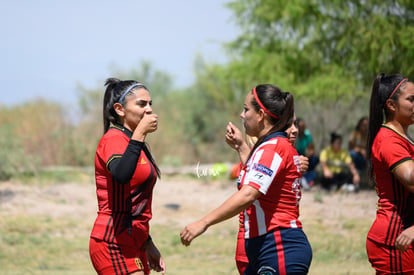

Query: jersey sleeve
[
  {"left": 244, "top": 147, "right": 282, "bottom": 195},
  {"left": 379, "top": 136, "right": 413, "bottom": 171},
  {"left": 100, "top": 134, "right": 129, "bottom": 167},
  {"left": 108, "top": 140, "right": 144, "bottom": 184}
]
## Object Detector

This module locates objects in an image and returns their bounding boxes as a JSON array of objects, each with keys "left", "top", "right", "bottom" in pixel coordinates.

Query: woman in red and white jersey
[
  {"left": 180, "top": 84, "right": 312, "bottom": 274},
  {"left": 366, "top": 73, "right": 414, "bottom": 274},
  {"left": 89, "top": 78, "right": 165, "bottom": 275},
  {"left": 226, "top": 118, "right": 309, "bottom": 274}
]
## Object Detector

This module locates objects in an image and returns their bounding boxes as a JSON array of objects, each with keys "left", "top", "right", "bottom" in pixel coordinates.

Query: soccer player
[
  {"left": 226, "top": 117, "right": 309, "bottom": 274},
  {"left": 180, "top": 84, "right": 312, "bottom": 274},
  {"left": 89, "top": 78, "right": 166, "bottom": 275},
  {"left": 366, "top": 73, "right": 414, "bottom": 274}
]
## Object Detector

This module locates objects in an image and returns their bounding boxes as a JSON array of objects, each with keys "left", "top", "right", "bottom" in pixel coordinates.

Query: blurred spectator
[
  {"left": 320, "top": 132, "right": 360, "bottom": 192},
  {"left": 348, "top": 116, "right": 368, "bottom": 173},
  {"left": 296, "top": 118, "right": 319, "bottom": 190}
]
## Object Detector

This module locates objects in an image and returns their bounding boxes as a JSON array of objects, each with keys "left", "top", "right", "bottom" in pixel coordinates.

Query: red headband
[
  {"left": 252, "top": 87, "right": 279, "bottom": 119},
  {"left": 388, "top": 78, "right": 408, "bottom": 99}
]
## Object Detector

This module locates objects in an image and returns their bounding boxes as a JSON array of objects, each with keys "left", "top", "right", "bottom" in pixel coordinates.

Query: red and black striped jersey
[
  {"left": 368, "top": 125, "right": 414, "bottom": 246},
  {"left": 90, "top": 124, "right": 157, "bottom": 244}
]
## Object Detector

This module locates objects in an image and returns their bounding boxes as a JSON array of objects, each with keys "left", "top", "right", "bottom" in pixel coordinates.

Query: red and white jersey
[
  {"left": 238, "top": 133, "right": 302, "bottom": 239},
  {"left": 368, "top": 125, "right": 414, "bottom": 246}
]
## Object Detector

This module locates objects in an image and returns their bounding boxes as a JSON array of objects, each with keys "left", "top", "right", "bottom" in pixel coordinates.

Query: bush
[{"left": 0, "top": 124, "right": 38, "bottom": 180}]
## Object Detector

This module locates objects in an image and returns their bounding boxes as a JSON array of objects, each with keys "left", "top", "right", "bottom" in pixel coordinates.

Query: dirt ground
[
  {"left": 0, "top": 176, "right": 378, "bottom": 232},
  {"left": 0, "top": 175, "right": 379, "bottom": 274}
]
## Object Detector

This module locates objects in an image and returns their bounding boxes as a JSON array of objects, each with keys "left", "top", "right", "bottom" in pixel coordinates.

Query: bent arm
[
  {"left": 225, "top": 122, "right": 252, "bottom": 165},
  {"left": 392, "top": 160, "right": 414, "bottom": 193},
  {"left": 108, "top": 140, "right": 144, "bottom": 184},
  {"left": 236, "top": 142, "right": 251, "bottom": 166}
]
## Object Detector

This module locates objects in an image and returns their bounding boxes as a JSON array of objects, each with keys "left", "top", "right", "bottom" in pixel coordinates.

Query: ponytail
[
  {"left": 102, "top": 77, "right": 160, "bottom": 178},
  {"left": 246, "top": 84, "right": 294, "bottom": 162},
  {"left": 102, "top": 78, "right": 147, "bottom": 133},
  {"left": 367, "top": 73, "right": 407, "bottom": 179}
]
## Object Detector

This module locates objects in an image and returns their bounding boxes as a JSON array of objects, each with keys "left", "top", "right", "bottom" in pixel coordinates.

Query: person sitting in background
[
  {"left": 320, "top": 132, "right": 360, "bottom": 192},
  {"left": 296, "top": 118, "right": 319, "bottom": 190},
  {"left": 348, "top": 116, "right": 368, "bottom": 185}
]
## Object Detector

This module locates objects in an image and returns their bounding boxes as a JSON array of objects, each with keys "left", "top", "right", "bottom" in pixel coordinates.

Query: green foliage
[
  {"left": 226, "top": 0, "right": 414, "bottom": 86},
  {"left": 109, "top": 60, "right": 174, "bottom": 99},
  {"left": 0, "top": 123, "right": 37, "bottom": 180},
  {"left": 6, "top": 1, "right": 414, "bottom": 173}
]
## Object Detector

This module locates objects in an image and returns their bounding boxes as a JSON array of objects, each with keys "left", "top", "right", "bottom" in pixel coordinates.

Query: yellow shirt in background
[{"left": 319, "top": 147, "right": 352, "bottom": 174}]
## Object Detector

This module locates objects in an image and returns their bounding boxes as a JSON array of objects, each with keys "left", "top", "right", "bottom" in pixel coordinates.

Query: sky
[{"left": 0, "top": 1, "right": 238, "bottom": 106}]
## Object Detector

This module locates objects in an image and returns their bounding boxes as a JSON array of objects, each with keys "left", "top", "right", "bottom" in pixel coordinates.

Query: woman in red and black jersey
[
  {"left": 89, "top": 78, "right": 165, "bottom": 275},
  {"left": 366, "top": 73, "right": 414, "bottom": 274}
]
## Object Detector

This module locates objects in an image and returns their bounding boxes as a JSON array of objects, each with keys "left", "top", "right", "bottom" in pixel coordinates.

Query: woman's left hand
[
  {"left": 225, "top": 122, "right": 244, "bottom": 150},
  {"left": 145, "top": 240, "right": 166, "bottom": 274},
  {"left": 298, "top": 155, "right": 309, "bottom": 173},
  {"left": 396, "top": 226, "right": 414, "bottom": 252}
]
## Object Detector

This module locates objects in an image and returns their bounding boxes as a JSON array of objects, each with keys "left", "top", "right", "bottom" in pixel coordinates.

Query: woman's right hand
[
  {"left": 225, "top": 122, "right": 244, "bottom": 150},
  {"left": 133, "top": 113, "right": 158, "bottom": 141},
  {"left": 180, "top": 220, "right": 208, "bottom": 246}
]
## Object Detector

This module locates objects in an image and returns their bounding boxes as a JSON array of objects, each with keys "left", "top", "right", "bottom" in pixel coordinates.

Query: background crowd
[{"left": 294, "top": 116, "right": 369, "bottom": 192}]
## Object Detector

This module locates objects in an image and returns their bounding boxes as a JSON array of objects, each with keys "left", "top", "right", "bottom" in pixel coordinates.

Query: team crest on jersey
[
  {"left": 252, "top": 163, "right": 273, "bottom": 176},
  {"left": 140, "top": 158, "right": 147, "bottom": 164},
  {"left": 135, "top": 257, "right": 144, "bottom": 269},
  {"left": 258, "top": 266, "right": 276, "bottom": 275}
]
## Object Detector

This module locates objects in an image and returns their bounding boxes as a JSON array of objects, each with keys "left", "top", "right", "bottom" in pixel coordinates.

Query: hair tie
[
  {"left": 388, "top": 78, "right": 408, "bottom": 99},
  {"left": 252, "top": 87, "right": 278, "bottom": 119},
  {"left": 118, "top": 83, "right": 143, "bottom": 103}
]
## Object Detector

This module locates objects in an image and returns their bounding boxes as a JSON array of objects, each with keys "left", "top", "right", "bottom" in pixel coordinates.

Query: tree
[
  {"left": 226, "top": 0, "right": 414, "bottom": 87},
  {"left": 189, "top": 0, "right": 414, "bottom": 149}
]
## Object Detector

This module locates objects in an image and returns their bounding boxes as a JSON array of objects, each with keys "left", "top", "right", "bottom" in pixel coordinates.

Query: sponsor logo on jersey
[
  {"left": 252, "top": 163, "right": 273, "bottom": 176},
  {"left": 254, "top": 173, "right": 264, "bottom": 180}
]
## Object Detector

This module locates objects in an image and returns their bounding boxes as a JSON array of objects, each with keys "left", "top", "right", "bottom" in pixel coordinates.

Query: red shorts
[
  {"left": 89, "top": 237, "right": 150, "bottom": 275},
  {"left": 366, "top": 238, "right": 414, "bottom": 274}
]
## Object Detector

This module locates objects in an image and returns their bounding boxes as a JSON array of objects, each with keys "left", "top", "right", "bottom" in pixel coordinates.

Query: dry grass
[{"left": 0, "top": 173, "right": 377, "bottom": 274}]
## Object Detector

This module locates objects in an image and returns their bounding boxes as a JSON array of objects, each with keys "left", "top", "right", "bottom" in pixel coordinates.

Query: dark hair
[
  {"left": 367, "top": 73, "right": 408, "bottom": 179},
  {"left": 247, "top": 84, "right": 294, "bottom": 161},
  {"left": 103, "top": 78, "right": 147, "bottom": 133},
  {"left": 330, "top": 132, "right": 342, "bottom": 144},
  {"left": 355, "top": 116, "right": 368, "bottom": 131},
  {"left": 102, "top": 78, "right": 160, "bottom": 178}
]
